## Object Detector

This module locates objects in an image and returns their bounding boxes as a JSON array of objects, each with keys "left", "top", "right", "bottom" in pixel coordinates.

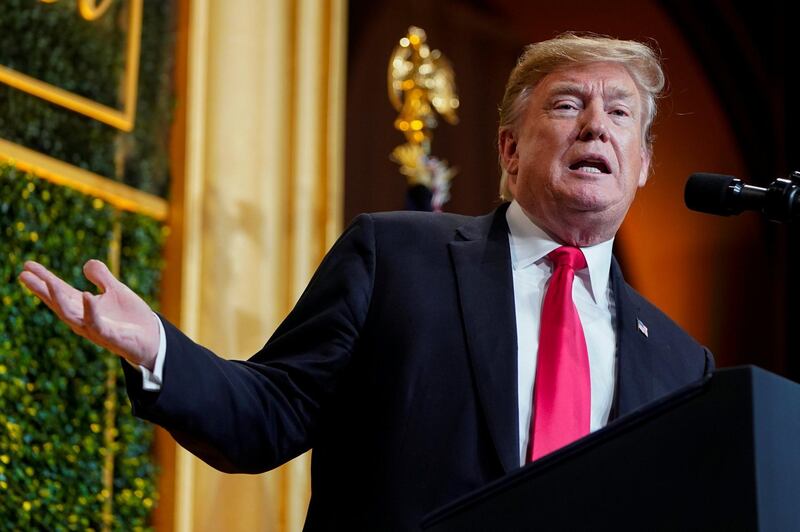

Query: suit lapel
[
  {"left": 449, "top": 205, "right": 519, "bottom": 473},
  {"left": 611, "top": 258, "right": 655, "bottom": 418}
]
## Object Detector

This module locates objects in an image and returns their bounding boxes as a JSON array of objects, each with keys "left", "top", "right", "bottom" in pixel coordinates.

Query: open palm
[{"left": 18, "top": 259, "right": 160, "bottom": 369}]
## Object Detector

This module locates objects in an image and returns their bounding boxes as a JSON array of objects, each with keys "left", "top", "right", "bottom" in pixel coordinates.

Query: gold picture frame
[
  {"left": 0, "top": 0, "right": 143, "bottom": 132},
  {"left": 0, "top": 0, "right": 167, "bottom": 220},
  {"left": 0, "top": 138, "right": 167, "bottom": 220}
]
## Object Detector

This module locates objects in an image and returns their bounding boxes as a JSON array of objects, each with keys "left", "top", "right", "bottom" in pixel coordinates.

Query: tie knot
[{"left": 547, "top": 246, "right": 587, "bottom": 271}]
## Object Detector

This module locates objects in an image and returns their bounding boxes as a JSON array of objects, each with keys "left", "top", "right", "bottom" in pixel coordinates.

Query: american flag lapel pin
[{"left": 637, "top": 318, "right": 649, "bottom": 338}]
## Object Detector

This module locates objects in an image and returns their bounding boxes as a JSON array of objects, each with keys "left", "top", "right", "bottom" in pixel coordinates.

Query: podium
[{"left": 421, "top": 366, "right": 800, "bottom": 531}]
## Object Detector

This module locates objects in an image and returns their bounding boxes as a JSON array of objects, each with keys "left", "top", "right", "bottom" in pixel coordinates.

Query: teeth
[{"left": 577, "top": 166, "right": 602, "bottom": 174}]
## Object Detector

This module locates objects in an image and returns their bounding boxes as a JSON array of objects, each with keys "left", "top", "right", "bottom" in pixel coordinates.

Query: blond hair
[{"left": 498, "top": 32, "right": 666, "bottom": 200}]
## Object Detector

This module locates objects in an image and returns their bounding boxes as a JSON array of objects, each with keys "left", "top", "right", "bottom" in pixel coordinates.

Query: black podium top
[{"left": 422, "top": 366, "right": 800, "bottom": 532}]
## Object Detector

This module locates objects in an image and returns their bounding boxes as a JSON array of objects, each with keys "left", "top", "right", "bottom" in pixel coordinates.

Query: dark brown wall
[{"left": 346, "top": 1, "right": 519, "bottom": 219}]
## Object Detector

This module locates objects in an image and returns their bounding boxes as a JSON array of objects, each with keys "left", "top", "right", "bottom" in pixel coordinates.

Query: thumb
[
  {"left": 83, "top": 259, "right": 119, "bottom": 294},
  {"left": 81, "top": 290, "right": 116, "bottom": 354}
]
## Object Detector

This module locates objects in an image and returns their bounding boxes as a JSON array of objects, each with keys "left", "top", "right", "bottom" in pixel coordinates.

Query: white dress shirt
[
  {"left": 506, "top": 200, "right": 617, "bottom": 465},
  {"left": 138, "top": 314, "right": 166, "bottom": 391},
  {"left": 140, "top": 201, "right": 619, "bottom": 467}
]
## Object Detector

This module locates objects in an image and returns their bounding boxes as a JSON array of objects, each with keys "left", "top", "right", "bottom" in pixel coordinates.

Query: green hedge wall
[
  {"left": 0, "top": 0, "right": 174, "bottom": 529},
  {"left": 0, "top": 166, "right": 163, "bottom": 529}
]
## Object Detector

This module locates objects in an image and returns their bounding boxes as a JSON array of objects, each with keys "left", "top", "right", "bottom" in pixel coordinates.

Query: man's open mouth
[{"left": 569, "top": 159, "right": 611, "bottom": 174}]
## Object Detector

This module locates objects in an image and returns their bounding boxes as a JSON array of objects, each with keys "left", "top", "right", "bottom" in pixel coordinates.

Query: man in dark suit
[{"left": 20, "top": 33, "right": 712, "bottom": 529}]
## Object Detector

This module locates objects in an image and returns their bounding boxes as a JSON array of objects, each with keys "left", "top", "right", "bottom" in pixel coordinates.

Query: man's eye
[
  {"left": 610, "top": 109, "right": 629, "bottom": 117},
  {"left": 554, "top": 102, "right": 578, "bottom": 110}
]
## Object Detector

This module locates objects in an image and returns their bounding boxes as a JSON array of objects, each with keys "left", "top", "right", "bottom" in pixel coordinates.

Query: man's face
[{"left": 499, "top": 61, "right": 651, "bottom": 244}]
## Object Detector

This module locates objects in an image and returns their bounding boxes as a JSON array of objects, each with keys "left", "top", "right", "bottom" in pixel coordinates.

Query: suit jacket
[{"left": 123, "top": 204, "right": 713, "bottom": 530}]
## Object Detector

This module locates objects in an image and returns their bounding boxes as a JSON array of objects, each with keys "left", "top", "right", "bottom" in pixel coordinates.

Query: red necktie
[{"left": 528, "top": 246, "right": 591, "bottom": 462}]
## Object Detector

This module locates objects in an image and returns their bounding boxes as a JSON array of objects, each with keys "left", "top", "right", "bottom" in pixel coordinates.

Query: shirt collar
[{"left": 505, "top": 200, "right": 614, "bottom": 306}]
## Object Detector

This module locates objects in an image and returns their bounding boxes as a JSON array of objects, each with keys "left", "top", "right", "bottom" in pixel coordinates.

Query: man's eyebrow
[
  {"left": 545, "top": 83, "right": 586, "bottom": 98},
  {"left": 546, "top": 82, "right": 637, "bottom": 102},
  {"left": 605, "top": 86, "right": 637, "bottom": 102}
]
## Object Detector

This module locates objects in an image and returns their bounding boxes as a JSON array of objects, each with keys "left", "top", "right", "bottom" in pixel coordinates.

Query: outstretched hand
[{"left": 18, "top": 259, "right": 160, "bottom": 370}]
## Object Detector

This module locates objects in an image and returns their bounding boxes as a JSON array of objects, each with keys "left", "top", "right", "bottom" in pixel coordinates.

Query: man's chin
[
  {"left": 558, "top": 194, "right": 629, "bottom": 230},
  {"left": 560, "top": 193, "right": 615, "bottom": 213}
]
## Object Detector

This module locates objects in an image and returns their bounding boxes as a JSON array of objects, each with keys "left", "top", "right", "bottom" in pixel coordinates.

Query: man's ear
[
  {"left": 638, "top": 148, "right": 651, "bottom": 188},
  {"left": 498, "top": 128, "right": 519, "bottom": 177}
]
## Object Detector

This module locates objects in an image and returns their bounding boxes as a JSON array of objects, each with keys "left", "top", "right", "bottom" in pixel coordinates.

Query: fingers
[
  {"left": 18, "top": 270, "right": 54, "bottom": 306},
  {"left": 83, "top": 259, "right": 117, "bottom": 294},
  {"left": 18, "top": 270, "right": 71, "bottom": 328},
  {"left": 22, "top": 260, "right": 54, "bottom": 281},
  {"left": 20, "top": 260, "right": 85, "bottom": 328},
  {"left": 20, "top": 259, "right": 155, "bottom": 365},
  {"left": 23, "top": 261, "right": 78, "bottom": 297}
]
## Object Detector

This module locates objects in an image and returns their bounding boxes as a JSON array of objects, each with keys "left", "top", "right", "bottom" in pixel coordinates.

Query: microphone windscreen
[{"left": 684, "top": 173, "right": 737, "bottom": 215}]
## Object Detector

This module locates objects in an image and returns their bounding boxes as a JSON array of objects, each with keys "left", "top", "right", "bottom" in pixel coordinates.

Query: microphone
[{"left": 684, "top": 172, "right": 800, "bottom": 223}]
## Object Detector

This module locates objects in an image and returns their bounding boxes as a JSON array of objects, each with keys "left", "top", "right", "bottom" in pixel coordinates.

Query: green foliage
[
  {"left": 0, "top": 3, "right": 173, "bottom": 525},
  {"left": 0, "top": 0, "right": 125, "bottom": 105},
  {"left": 112, "top": 211, "right": 165, "bottom": 531},
  {"left": 125, "top": 1, "right": 177, "bottom": 196},
  {"left": 0, "top": 0, "right": 176, "bottom": 197},
  {"left": 0, "top": 166, "right": 163, "bottom": 529}
]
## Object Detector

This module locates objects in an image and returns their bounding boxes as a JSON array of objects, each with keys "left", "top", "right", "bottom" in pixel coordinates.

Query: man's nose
[{"left": 577, "top": 105, "right": 609, "bottom": 142}]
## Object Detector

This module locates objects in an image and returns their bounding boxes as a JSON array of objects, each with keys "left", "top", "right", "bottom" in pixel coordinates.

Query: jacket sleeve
[{"left": 122, "top": 214, "right": 377, "bottom": 473}]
